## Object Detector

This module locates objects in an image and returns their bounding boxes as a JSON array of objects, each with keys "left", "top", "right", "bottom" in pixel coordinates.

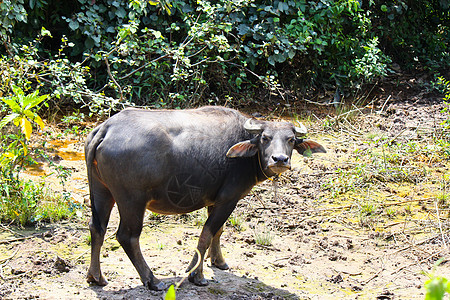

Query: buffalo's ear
[
  {"left": 295, "top": 139, "right": 326, "bottom": 157},
  {"left": 226, "top": 140, "right": 258, "bottom": 158}
]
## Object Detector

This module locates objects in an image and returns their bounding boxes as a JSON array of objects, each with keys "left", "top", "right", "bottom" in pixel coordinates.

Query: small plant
[
  {"left": 229, "top": 215, "right": 244, "bottom": 232},
  {"left": 0, "top": 85, "right": 46, "bottom": 140},
  {"left": 425, "top": 276, "right": 450, "bottom": 300},
  {"left": 193, "top": 209, "right": 208, "bottom": 227},
  {"left": 0, "top": 179, "right": 74, "bottom": 226},
  {"left": 360, "top": 202, "right": 376, "bottom": 216},
  {"left": 61, "top": 111, "right": 88, "bottom": 138},
  {"left": 156, "top": 240, "right": 165, "bottom": 250},
  {"left": 253, "top": 224, "right": 274, "bottom": 246},
  {"left": 0, "top": 86, "right": 76, "bottom": 226},
  {"left": 385, "top": 207, "right": 397, "bottom": 218},
  {"left": 0, "top": 86, "right": 48, "bottom": 178}
]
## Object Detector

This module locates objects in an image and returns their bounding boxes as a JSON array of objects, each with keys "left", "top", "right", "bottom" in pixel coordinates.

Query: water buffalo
[{"left": 85, "top": 106, "right": 325, "bottom": 290}]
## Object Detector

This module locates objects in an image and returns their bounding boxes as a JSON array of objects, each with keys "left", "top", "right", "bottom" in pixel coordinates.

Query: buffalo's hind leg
[
  {"left": 187, "top": 201, "right": 237, "bottom": 286},
  {"left": 115, "top": 196, "right": 167, "bottom": 291},
  {"left": 87, "top": 182, "right": 115, "bottom": 286},
  {"left": 207, "top": 206, "right": 229, "bottom": 270}
]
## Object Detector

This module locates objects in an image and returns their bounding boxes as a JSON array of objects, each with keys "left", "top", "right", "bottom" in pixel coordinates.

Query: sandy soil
[{"left": 1, "top": 78, "right": 449, "bottom": 299}]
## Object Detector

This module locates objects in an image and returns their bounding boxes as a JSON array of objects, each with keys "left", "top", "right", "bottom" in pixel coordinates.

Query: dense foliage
[{"left": 1, "top": 0, "right": 449, "bottom": 111}]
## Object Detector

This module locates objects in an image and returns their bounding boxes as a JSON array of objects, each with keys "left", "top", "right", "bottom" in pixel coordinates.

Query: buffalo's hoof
[
  {"left": 188, "top": 272, "right": 208, "bottom": 286},
  {"left": 212, "top": 262, "right": 229, "bottom": 270},
  {"left": 145, "top": 278, "right": 167, "bottom": 291},
  {"left": 87, "top": 273, "right": 108, "bottom": 286}
]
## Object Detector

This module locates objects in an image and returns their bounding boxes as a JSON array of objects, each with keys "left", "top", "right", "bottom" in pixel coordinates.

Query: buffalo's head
[{"left": 226, "top": 119, "right": 326, "bottom": 176}]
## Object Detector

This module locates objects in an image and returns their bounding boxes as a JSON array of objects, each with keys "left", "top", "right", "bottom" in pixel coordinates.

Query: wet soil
[{"left": 1, "top": 78, "right": 449, "bottom": 299}]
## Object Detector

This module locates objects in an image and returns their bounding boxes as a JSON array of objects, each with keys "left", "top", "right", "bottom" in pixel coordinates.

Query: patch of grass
[
  {"left": 0, "top": 178, "right": 75, "bottom": 226},
  {"left": 253, "top": 224, "right": 274, "bottom": 246},
  {"left": 385, "top": 207, "right": 397, "bottom": 218},
  {"left": 193, "top": 209, "right": 208, "bottom": 227},
  {"left": 229, "top": 214, "right": 244, "bottom": 231},
  {"left": 360, "top": 202, "right": 377, "bottom": 216}
]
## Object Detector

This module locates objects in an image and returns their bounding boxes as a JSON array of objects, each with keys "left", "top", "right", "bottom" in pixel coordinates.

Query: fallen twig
[
  {"left": 0, "top": 248, "right": 20, "bottom": 265},
  {"left": 0, "top": 224, "right": 25, "bottom": 237},
  {"left": 362, "top": 267, "right": 385, "bottom": 285},
  {"left": 391, "top": 232, "right": 448, "bottom": 256},
  {"left": 0, "top": 235, "right": 34, "bottom": 244},
  {"left": 435, "top": 200, "right": 448, "bottom": 248},
  {"left": 391, "top": 249, "right": 446, "bottom": 275}
]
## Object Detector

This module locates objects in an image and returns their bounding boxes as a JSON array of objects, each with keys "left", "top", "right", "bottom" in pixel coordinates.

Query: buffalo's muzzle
[{"left": 267, "top": 154, "right": 291, "bottom": 174}]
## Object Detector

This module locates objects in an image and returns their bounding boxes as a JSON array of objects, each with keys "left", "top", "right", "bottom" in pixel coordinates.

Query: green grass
[
  {"left": 0, "top": 178, "right": 76, "bottom": 226},
  {"left": 229, "top": 214, "right": 244, "bottom": 231},
  {"left": 253, "top": 224, "right": 274, "bottom": 246}
]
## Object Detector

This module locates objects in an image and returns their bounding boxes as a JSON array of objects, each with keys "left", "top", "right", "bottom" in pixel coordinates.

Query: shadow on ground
[{"left": 89, "top": 266, "right": 300, "bottom": 300}]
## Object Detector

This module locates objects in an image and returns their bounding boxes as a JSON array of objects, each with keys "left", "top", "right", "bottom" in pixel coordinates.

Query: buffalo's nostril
[{"left": 272, "top": 155, "right": 289, "bottom": 164}]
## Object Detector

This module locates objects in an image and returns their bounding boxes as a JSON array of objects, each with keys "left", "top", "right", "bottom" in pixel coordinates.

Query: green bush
[
  {"left": 0, "top": 177, "right": 75, "bottom": 226},
  {"left": 0, "top": 86, "right": 76, "bottom": 226},
  {"left": 0, "top": 1, "right": 448, "bottom": 111}
]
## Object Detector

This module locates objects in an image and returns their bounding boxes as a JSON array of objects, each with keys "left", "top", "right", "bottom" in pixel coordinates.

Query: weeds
[
  {"left": 253, "top": 224, "right": 274, "bottom": 246},
  {"left": 61, "top": 111, "right": 89, "bottom": 138},
  {"left": 0, "top": 87, "right": 76, "bottom": 226},
  {"left": 0, "top": 178, "right": 74, "bottom": 226},
  {"left": 156, "top": 240, "right": 165, "bottom": 250},
  {"left": 229, "top": 214, "right": 244, "bottom": 232}
]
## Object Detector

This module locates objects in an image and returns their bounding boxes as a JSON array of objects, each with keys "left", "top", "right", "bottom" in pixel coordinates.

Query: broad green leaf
[
  {"left": 0, "top": 113, "right": 20, "bottom": 130},
  {"left": 41, "top": 26, "right": 52, "bottom": 37},
  {"left": 23, "top": 110, "right": 45, "bottom": 130},
  {"left": 24, "top": 92, "right": 47, "bottom": 110},
  {"left": 69, "top": 20, "right": 79, "bottom": 31},
  {"left": 0, "top": 97, "right": 21, "bottom": 112}
]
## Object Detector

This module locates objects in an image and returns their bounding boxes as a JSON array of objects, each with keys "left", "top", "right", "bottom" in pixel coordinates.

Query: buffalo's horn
[
  {"left": 244, "top": 118, "right": 263, "bottom": 135},
  {"left": 294, "top": 122, "right": 307, "bottom": 137}
]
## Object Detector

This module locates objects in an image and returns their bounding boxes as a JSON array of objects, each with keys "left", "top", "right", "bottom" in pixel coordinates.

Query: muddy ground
[{"left": 1, "top": 76, "right": 449, "bottom": 299}]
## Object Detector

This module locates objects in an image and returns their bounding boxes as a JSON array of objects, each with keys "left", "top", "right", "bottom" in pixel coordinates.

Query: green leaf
[
  {"left": 24, "top": 93, "right": 48, "bottom": 110},
  {"left": 1, "top": 97, "right": 22, "bottom": 112},
  {"left": 34, "top": 115, "right": 45, "bottom": 130},
  {"left": 116, "top": 7, "right": 126, "bottom": 18},
  {"left": 41, "top": 26, "right": 52, "bottom": 37},
  {"left": 0, "top": 113, "right": 20, "bottom": 130},
  {"left": 12, "top": 85, "right": 24, "bottom": 97},
  {"left": 69, "top": 20, "right": 79, "bottom": 31},
  {"left": 165, "top": 285, "right": 176, "bottom": 300},
  {"left": 425, "top": 277, "right": 448, "bottom": 300},
  {"left": 303, "top": 148, "right": 313, "bottom": 157}
]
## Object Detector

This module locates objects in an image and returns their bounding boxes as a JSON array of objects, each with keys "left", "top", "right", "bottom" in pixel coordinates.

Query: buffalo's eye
[
  {"left": 287, "top": 137, "right": 295, "bottom": 144},
  {"left": 261, "top": 135, "right": 272, "bottom": 143}
]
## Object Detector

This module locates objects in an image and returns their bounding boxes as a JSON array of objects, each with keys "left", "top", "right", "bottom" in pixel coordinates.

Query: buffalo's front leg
[
  {"left": 207, "top": 206, "right": 229, "bottom": 270},
  {"left": 115, "top": 199, "right": 167, "bottom": 291},
  {"left": 187, "top": 201, "right": 237, "bottom": 286}
]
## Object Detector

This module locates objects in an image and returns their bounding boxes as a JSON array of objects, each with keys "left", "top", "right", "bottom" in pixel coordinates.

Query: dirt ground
[{"left": 1, "top": 76, "right": 450, "bottom": 299}]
